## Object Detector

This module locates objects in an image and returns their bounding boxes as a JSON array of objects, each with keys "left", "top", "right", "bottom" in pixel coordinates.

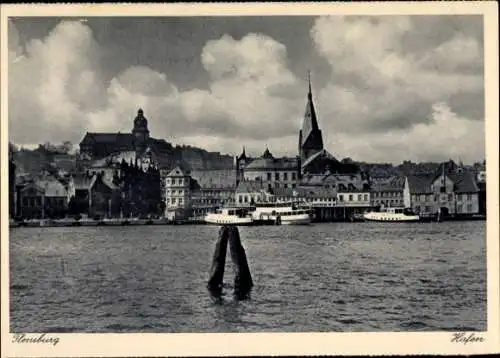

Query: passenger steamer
[
  {"left": 363, "top": 207, "right": 420, "bottom": 222},
  {"left": 204, "top": 201, "right": 312, "bottom": 226},
  {"left": 250, "top": 201, "right": 312, "bottom": 225},
  {"left": 204, "top": 208, "right": 254, "bottom": 226}
]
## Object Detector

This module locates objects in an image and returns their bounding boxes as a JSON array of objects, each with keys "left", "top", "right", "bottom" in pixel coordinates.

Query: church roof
[
  {"left": 80, "top": 132, "right": 135, "bottom": 146},
  {"left": 301, "top": 149, "right": 337, "bottom": 168}
]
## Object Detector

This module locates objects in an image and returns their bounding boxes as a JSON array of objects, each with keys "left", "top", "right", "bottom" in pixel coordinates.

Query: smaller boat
[
  {"left": 204, "top": 207, "right": 254, "bottom": 226},
  {"left": 363, "top": 207, "right": 419, "bottom": 222}
]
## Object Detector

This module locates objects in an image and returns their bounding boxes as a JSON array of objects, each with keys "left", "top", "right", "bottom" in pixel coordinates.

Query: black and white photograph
[{"left": 1, "top": 2, "right": 499, "bottom": 357}]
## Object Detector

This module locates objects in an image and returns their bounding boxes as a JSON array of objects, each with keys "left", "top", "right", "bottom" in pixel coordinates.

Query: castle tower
[
  {"left": 132, "top": 108, "right": 150, "bottom": 146},
  {"left": 299, "top": 71, "right": 324, "bottom": 163}
]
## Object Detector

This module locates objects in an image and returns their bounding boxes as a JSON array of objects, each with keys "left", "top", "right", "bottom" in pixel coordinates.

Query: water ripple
[{"left": 9, "top": 221, "right": 486, "bottom": 332}]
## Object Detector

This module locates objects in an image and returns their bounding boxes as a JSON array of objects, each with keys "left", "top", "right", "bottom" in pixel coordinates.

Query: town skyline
[{"left": 8, "top": 15, "right": 485, "bottom": 164}]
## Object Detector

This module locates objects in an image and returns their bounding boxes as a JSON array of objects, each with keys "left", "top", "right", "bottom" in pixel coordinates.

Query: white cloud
[
  {"left": 310, "top": 16, "right": 485, "bottom": 162},
  {"left": 8, "top": 17, "right": 485, "bottom": 163},
  {"left": 331, "top": 102, "right": 485, "bottom": 164}
]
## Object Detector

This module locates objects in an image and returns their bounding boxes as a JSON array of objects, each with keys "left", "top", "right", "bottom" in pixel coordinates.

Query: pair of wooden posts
[{"left": 207, "top": 225, "right": 253, "bottom": 300}]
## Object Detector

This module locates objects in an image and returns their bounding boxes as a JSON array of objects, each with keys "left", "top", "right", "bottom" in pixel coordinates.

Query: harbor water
[{"left": 9, "top": 221, "right": 486, "bottom": 332}]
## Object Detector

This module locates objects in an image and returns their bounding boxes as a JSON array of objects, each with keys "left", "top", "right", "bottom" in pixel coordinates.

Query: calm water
[{"left": 10, "top": 221, "right": 486, "bottom": 332}]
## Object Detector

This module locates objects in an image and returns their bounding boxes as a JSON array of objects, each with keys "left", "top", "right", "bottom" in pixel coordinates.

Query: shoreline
[{"left": 8, "top": 215, "right": 486, "bottom": 228}]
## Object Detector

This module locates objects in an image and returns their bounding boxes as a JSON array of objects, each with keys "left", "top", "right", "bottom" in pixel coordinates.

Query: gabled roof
[
  {"left": 406, "top": 174, "right": 434, "bottom": 194},
  {"left": 20, "top": 182, "right": 44, "bottom": 194},
  {"left": 449, "top": 171, "right": 479, "bottom": 193},
  {"left": 73, "top": 175, "right": 97, "bottom": 190},
  {"left": 166, "top": 165, "right": 189, "bottom": 177},
  {"left": 35, "top": 179, "right": 67, "bottom": 197}
]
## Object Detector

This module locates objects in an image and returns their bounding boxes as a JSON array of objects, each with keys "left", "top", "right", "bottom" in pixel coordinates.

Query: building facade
[
  {"left": 403, "top": 163, "right": 479, "bottom": 216},
  {"left": 164, "top": 166, "right": 192, "bottom": 220},
  {"left": 236, "top": 148, "right": 301, "bottom": 190},
  {"left": 371, "top": 176, "right": 405, "bottom": 208}
]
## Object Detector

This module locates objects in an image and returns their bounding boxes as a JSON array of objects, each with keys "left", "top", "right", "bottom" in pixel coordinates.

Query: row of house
[
  {"left": 10, "top": 159, "right": 485, "bottom": 221},
  {"left": 161, "top": 160, "right": 485, "bottom": 221}
]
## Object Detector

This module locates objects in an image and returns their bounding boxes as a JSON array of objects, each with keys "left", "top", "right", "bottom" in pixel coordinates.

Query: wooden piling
[
  {"left": 227, "top": 225, "right": 253, "bottom": 300},
  {"left": 207, "top": 226, "right": 229, "bottom": 297}
]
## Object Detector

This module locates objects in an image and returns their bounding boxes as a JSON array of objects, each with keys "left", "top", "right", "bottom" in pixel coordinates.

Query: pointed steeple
[
  {"left": 238, "top": 146, "right": 247, "bottom": 160},
  {"left": 307, "top": 70, "right": 312, "bottom": 101},
  {"left": 300, "top": 71, "right": 323, "bottom": 161}
]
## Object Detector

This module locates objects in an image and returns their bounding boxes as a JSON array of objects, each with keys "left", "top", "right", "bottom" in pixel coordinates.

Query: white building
[{"left": 164, "top": 166, "right": 192, "bottom": 220}]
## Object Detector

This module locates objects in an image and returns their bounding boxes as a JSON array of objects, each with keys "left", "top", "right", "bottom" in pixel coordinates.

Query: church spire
[
  {"left": 308, "top": 69, "right": 312, "bottom": 101},
  {"left": 300, "top": 71, "right": 323, "bottom": 161}
]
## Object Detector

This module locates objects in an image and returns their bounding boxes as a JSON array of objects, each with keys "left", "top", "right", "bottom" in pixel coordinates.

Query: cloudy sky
[{"left": 8, "top": 15, "right": 485, "bottom": 164}]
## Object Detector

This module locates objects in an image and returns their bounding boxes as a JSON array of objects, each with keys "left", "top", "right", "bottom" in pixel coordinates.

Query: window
[
  {"left": 283, "top": 172, "right": 288, "bottom": 181},
  {"left": 178, "top": 179, "right": 183, "bottom": 186},
  {"left": 172, "top": 179, "right": 176, "bottom": 185},
  {"left": 339, "top": 194, "right": 344, "bottom": 202},
  {"left": 179, "top": 198, "right": 183, "bottom": 204},
  {"left": 179, "top": 190, "right": 183, "bottom": 196},
  {"left": 275, "top": 182, "right": 280, "bottom": 189},
  {"left": 292, "top": 172, "right": 297, "bottom": 181},
  {"left": 166, "top": 179, "right": 170, "bottom": 185},
  {"left": 364, "top": 194, "right": 368, "bottom": 201},
  {"left": 275, "top": 172, "right": 280, "bottom": 181},
  {"left": 358, "top": 194, "right": 362, "bottom": 201},
  {"left": 448, "top": 194, "right": 453, "bottom": 201},
  {"left": 420, "top": 194, "right": 426, "bottom": 201},
  {"left": 172, "top": 198, "right": 176, "bottom": 204},
  {"left": 267, "top": 173, "right": 272, "bottom": 181},
  {"left": 292, "top": 183, "right": 296, "bottom": 188},
  {"left": 467, "top": 194, "right": 473, "bottom": 201},
  {"left": 244, "top": 196, "right": 248, "bottom": 203},
  {"left": 467, "top": 204, "right": 473, "bottom": 212},
  {"left": 284, "top": 184, "right": 288, "bottom": 188},
  {"left": 457, "top": 204, "right": 462, "bottom": 213},
  {"left": 349, "top": 194, "right": 353, "bottom": 201},
  {"left": 440, "top": 186, "right": 446, "bottom": 193}
]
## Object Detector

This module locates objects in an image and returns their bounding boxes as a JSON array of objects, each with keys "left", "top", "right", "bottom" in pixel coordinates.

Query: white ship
[
  {"left": 363, "top": 207, "right": 420, "bottom": 222},
  {"left": 250, "top": 201, "right": 312, "bottom": 225},
  {"left": 204, "top": 207, "right": 254, "bottom": 226}
]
